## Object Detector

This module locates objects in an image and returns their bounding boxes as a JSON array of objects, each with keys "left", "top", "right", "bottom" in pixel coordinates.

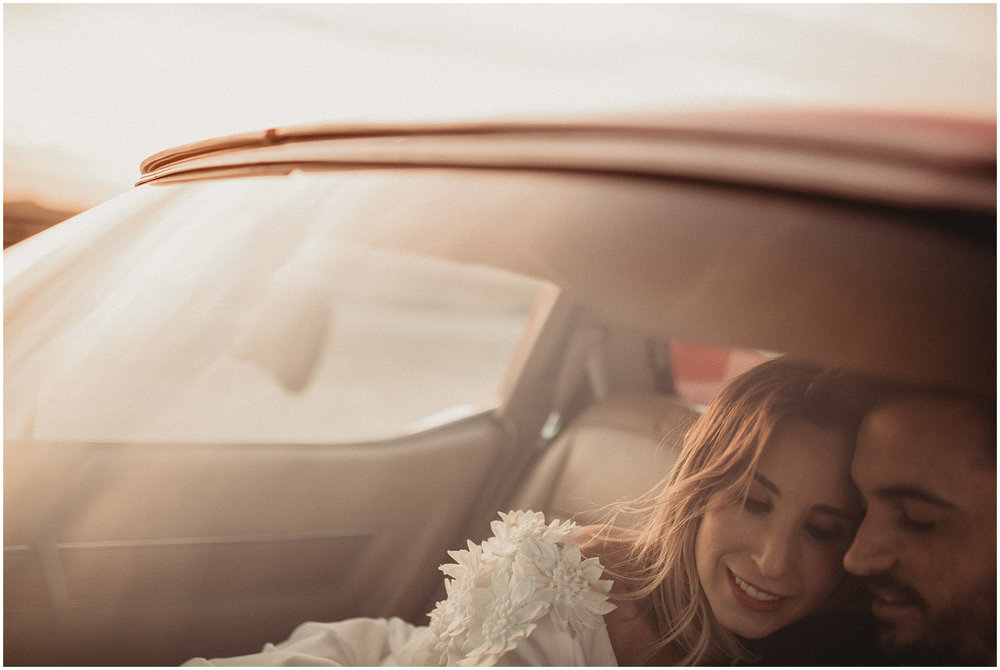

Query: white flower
[
  {"left": 429, "top": 541, "right": 485, "bottom": 654},
  {"left": 427, "top": 511, "right": 616, "bottom": 666},
  {"left": 481, "top": 511, "right": 577, "bottom": 561},
  {"left": 441, "top": 540, "right": 487, "bottom": 590},
  {"left": 530, "top": 542, "right": 616, "bottom": 632},
  {"left": 456, "top": 570, "right": 547, "bottom": 666}
]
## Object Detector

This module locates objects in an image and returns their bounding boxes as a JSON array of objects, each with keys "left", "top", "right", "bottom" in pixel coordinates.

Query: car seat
[{"left": 508, "top": 392, "right": 700, "bottom": 527}]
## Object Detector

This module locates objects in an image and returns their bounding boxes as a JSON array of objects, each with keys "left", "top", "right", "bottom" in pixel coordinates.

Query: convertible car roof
[{"left": 135, "top": 110, "right": 995, "bottom": 396}]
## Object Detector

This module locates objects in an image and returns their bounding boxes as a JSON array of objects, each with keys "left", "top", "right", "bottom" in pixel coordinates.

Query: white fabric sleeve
[
  {"left": 182, "top": 617, "right": 439, "bottom": 666},
  {"left": 183, "top": 511, "right": 618, "bottom": 667}
]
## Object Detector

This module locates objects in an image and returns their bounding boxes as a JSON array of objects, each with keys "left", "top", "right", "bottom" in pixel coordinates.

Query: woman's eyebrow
[
  {"left": 755, "top": 473, "right": 860, "bottom": 521},
  {"left": 753, "top": 473, "right": 779, "bottom": 495}
]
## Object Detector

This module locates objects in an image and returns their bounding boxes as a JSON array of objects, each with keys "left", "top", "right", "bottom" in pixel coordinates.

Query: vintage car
[{"left": 4, "top": 109, "right": 995, "bottom": 665}]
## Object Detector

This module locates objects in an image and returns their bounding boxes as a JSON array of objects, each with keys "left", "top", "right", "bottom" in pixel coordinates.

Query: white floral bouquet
[{"left": 428, "top": 510, "right": 616, "bottom": 666}]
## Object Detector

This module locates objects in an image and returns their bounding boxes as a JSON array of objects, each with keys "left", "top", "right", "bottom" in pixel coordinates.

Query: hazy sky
[{"left": 4, "top": 3, "right": 995, "bottom": 210}]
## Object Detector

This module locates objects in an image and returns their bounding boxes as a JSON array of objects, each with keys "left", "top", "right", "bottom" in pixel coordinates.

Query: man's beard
[{"left": 872, "top": 574, "right": 996, "bottom": 666}]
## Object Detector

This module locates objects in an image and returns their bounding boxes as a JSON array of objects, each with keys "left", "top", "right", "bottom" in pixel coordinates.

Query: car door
[{"left": 3, "top": 184, "right": 565, "bottom": 665}]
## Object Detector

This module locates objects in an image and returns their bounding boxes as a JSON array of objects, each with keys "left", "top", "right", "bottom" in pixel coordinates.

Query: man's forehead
[
  {"left": 856, "top": 396, "right": 995, "bottom": 498},
  {"left": 878, "top": 394, "right": 980, "bottom": 419},
  {"left": 863, "top": 396, "right": 989, "bottom": 451}
]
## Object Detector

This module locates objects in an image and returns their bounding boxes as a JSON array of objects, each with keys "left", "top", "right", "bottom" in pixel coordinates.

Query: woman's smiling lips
[{"left": 727, "top": 569, "right": 786, "bottom": 613}]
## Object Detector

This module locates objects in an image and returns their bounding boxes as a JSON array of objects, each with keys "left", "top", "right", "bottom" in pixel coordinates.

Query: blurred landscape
[
  {"left": 4, "top": 142, "right": 128, "bottom": 247},
  {"left": 4, "top": 200, "right": 78, "bottom": 249}
]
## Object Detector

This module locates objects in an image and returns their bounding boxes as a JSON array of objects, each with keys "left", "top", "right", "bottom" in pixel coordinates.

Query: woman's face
[{"left": 695, "top": 417, "right": 862, "bottom": 639}]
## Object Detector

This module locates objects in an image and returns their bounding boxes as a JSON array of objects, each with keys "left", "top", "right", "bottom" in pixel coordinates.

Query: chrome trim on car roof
[{"left": 136, "top": 110, "right": 996, "bottom": 215}]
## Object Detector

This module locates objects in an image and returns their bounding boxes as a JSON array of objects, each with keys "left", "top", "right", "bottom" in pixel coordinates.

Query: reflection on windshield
[{"left": 4, "top": 174, "right": 548, "bottom": 444}]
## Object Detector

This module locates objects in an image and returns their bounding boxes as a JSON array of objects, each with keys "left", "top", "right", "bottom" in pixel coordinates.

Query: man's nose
[
  {"left": 843, "top": 515, "right": 897, "bottom": 576},
  {"left": 752, "top": 527, "right": 794, "bottom": 578}
]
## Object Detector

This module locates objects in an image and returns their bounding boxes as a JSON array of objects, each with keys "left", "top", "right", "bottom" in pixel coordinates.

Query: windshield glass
[{"left": 4, "top": 173, "right": 551, "bottom": 444}]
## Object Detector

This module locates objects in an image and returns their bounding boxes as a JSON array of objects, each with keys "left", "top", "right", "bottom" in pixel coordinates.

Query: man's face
[{"left": 844, "top": 397, "right": 996, "bottom": 665}]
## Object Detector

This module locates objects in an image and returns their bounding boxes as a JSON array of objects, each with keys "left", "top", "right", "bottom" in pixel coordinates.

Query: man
[{"left": 844, "top": 393, "right": 996, "bottom": 665}]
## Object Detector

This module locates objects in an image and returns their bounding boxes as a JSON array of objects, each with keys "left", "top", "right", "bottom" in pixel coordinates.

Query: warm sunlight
[
  {"left": 5, "top": 3, "right": 995, "bottom": 215},
  {"left": 5, "top": 5, "right": 994, "bottom": 667}
]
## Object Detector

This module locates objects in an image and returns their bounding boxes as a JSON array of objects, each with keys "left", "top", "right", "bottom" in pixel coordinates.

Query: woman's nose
[
  {"left": 752, "top": 527, "right": 794, "bottom": 578},
  {"left": 843, "top": 515, "right": 897, "bottom": 577}
]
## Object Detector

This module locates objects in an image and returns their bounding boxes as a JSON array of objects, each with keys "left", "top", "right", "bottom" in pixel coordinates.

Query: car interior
[
  {"left": 5, "top": 301, "right": 740, "bottom": 665},
  {"left": 5, "top": 114, "right": 994, "bottom": 666}
]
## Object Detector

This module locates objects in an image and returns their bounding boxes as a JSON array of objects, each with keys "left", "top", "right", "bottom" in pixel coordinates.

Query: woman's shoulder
[
  {"left": 570, "top": 524, "right": 637, "bottom": 587},
  {"left": 570, "top": 524, "right": 680, "bottom": 665},
  {"left": 427, "top": 511, "right": 617, "bottom": 666}
]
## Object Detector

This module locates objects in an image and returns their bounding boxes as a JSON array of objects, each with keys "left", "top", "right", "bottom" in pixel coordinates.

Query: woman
[
  {"left": 578, "top": 357, "right": 870, "bottom": 665},
  {"left": 186, "top": 358, "right": 870, "bottom": 666}
]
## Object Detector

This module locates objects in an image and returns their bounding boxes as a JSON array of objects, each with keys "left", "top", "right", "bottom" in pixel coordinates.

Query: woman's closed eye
[
  {"left": 805, "top": 521, "right": 849, "bottom": 542},
  {"left": 743, "top": 497, "right": 771, "bottom": 514}
]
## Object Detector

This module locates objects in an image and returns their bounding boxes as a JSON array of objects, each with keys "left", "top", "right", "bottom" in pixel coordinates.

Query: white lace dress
[{"left": 184, "top": 511, "right": 619, "bottom": 666}]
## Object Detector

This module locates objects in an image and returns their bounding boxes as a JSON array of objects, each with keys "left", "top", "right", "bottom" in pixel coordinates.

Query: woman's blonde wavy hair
[{"left": 599, "top": 357, "right": 870, "bottom": 665}]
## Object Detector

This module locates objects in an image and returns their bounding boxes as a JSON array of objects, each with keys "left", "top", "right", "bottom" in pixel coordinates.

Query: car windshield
[{"left": 4, "top": 172, "right": 552, "bottom": 444}]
